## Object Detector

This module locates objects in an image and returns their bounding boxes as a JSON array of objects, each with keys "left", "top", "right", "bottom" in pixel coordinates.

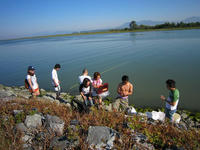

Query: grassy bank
[
  {"left": 3, "top": 27, "right": 200, "bottom": 41},
  {"left": 0, "top": 98, "right": 200, "bottom": 149}
]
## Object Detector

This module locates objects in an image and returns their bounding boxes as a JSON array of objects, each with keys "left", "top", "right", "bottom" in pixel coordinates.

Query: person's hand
[
  {"left": 55, "top": 83, "right": 58, "bottom": 87},
  {"left": 160, "top": 95, "right": 166, "bottom": 101}
]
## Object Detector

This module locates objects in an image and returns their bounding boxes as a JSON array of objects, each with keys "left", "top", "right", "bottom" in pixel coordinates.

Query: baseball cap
[{"left": 28, "top": 66, "right": 35, "bottom": 71}]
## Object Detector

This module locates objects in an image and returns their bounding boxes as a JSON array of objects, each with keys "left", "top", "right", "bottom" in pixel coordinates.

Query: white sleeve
[
  {"left": 52, "top": 70, "right": 56, "bottom": 80},
  {"left": 27, "top": 75, "right": 31, "bottom": 80}
]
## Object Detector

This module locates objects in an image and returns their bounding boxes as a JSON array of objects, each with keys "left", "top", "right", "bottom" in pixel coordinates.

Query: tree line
[{"left": 129, "top": 20, "right": 200, "bottom": 30}]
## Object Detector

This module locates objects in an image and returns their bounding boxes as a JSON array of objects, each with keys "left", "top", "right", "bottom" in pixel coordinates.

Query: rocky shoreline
[{"left": 0, "top": 84, "right": 199, "bottom": 150}]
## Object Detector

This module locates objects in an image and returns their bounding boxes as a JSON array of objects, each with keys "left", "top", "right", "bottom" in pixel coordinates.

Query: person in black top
[{"left": 79, "top": 78, "right": 93, "bottom": 106}]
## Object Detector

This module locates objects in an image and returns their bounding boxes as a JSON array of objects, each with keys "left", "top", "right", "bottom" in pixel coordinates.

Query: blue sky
[{"left": 0, "top": 0, "right": 200, "bottom": 39}]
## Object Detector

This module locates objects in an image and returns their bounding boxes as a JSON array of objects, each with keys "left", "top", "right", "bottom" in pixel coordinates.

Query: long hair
[
  {"left": 83, "top": 78, "right": 90, "bottom": 87},
  {"left": 93, "top": 72, "right": 101, "bottom": 80}
]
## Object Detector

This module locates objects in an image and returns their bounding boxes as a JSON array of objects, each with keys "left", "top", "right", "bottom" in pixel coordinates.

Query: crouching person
[
  {"left": 79, "top": 78, "right": 93, "bottom": 107},
  {"left": 160, "top": 79, "right": 180, "bottom": 122},
  {"left": 26, "top": 66, "right": 40, "bottom": 99}
]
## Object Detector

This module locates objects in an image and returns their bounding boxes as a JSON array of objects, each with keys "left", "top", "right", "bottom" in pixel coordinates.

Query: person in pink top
[{"left": 92, "top": 72, "right": 103, "bottom": 108}]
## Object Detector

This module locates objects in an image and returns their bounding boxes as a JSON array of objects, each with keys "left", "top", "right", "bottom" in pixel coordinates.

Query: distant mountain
[
  {"left": 117, "top": 20, "right": 166, "bottom": 29},
  {"left": 79, "top": 29, "right": 111, "bottom": 33},
  {"left": 117, "top": 16, "right": 200, "bottom": 29},
  {"left": 30, "top": 30, "right": 73, "bottom": 37},
  {"left": 137, "top": 20, "right": 165, "bottom": 26},
  {"left": 181, "top": 16, "right": 200, "bottom": 23},
  {"left": 117, "top": 22, "right": 130, "bottom": 29}
]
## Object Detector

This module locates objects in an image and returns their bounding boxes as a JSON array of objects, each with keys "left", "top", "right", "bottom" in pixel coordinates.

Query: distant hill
[
  {"left": 117, "top": 16, "right": 200, "bottom": 29},
  {"left": 117, "top": 20, "right": 166, "bottom": 29},
  {"left": 181, "top": 16, "right": 200, "bottom": 23}
]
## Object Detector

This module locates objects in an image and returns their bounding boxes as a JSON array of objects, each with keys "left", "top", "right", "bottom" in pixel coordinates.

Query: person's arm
[
  {"left": 89, "top": 84, "right": 92, "bottom": 96},
  {"left": 52, "top": 71, "right": 58, "bottom": 86},
  {"left": 28, "top": 78, "right": 34, "bottom": 91},
  {"left": 53, "top": 79, "right": 58, "bottom": 87},
  {"left": 79, "top": 84, "right": 86, "bottom": 100},
  {"left": 163, "top": 99, "right": 176, "bottom": 106},
  {"left": 160, "top": 94, "right": 177, "bottom": 106},
  {"left": 117, "top": 84, "right": 123, "bottom": 96},
  {"left": 80, "top": 92, "right": 86, "bottom": 100},
  {"left": 92, "top": 81, "right": 99, "bottom": 88},
  {"left": 35, "top": 77, "right": 39, "bottom": 89},
  {"left": 127, "top": 84, "right": 133, "bottom": 95}
]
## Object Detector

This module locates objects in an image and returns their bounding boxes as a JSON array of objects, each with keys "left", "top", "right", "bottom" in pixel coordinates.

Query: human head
[
  {"left": 166, "top": 79, "right": 176, "bottom": 89},
  {"left": 54, "top": 64, "right": 61, "bottom": 71},
  {"left": 93, "top": 72, "right": 101, "bottom": 80},
  {"left": 82, "top": 68, "right": 88, "bottom": 75},
  {"left": 27, "top": 66, "right": 35, "bottom": 75},
  {"left": 122, "top": 75, "right": 129, "bottom": 84},
  {"left": 83, "top": 78, "right": 91, "bottom": 87}
]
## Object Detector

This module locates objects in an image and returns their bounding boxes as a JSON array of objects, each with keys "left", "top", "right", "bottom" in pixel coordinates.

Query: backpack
[{"left": 25, "top": 79, "right": 29, "bottom": 89}]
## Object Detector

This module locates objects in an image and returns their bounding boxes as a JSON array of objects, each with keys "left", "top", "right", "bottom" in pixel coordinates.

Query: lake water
[{"left": 0, "top": 29, "right": 200, "bottom": 111}]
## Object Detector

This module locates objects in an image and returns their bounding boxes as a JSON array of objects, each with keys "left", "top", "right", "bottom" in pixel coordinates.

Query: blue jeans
[{"left": 165, "top": 108, "right": 177, "bottom": 121}]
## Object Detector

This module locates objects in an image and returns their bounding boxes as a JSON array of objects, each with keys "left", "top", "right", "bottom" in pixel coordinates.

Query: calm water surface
[{"left": 0, "top": 29, "right": 200, "bottom": 111}]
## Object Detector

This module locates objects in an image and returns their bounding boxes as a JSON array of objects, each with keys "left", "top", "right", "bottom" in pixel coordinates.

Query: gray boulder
[
  {"left": 132, "top": 132, "right": 155, "bottom": 150},
  {"left": 16, "top": 123, "right": 28, "bottom": 133},
  {"left": 22, "top": 134, "right": 34, "bottom": 144},
  {"left": 87, "top": 126, "right": 119, "bottom": 149},
  {"left": 50, "top": 136, "right": 70, "bottom": 150},
  {"left": 43, "top": 95, "right": 55, "bottom": 101},
  {"left": 181, "top": 113, "right": 188, "bottom": 120},
  {"left": 45, "top": 115, "right": 65, "bottom": 135},
  {"left": 0, "top": 90, "right": 16, "bottom": 101},
  {"left": 24, "top": 114, "right": 42, "bottom": 128}
]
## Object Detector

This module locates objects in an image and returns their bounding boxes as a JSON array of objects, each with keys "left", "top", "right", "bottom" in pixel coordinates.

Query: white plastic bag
[
  {"left": 146, "top": 111, "right": 165, "bottom": 122},
  {"left": 127, "top": 106, "right": 137, "bottom": 115}
]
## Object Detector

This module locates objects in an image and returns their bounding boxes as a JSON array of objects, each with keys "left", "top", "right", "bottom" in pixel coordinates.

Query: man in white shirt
[
  {"left": 52, "top": 64, "right": 61, "bottom": 99},
  {"left": 26, "top": 66, "right": 40, "bottom": 99},
  {"left": 78, "top": 69, "right": 92, "bottom": 84}
]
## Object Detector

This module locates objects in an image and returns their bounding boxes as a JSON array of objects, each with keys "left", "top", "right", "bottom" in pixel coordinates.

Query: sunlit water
[{"left": 0, "top": 29, "right": 200, "bottom": 111}]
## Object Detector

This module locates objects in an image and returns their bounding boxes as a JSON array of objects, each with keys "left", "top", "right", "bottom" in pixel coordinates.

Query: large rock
[
  {"left": 0, "top": 90, "right": 16, "bottom": 101},
  {"left": 45, "top": 115, "right": 65, "bottom": 135},
  {"left": 87, "top": 126, "right": 119, "bottom": 149},
  {"left": 24, "top": 114, "right": 42, "bottom": 128},
  {"left": 15, "top": 123, "right": 28, "bottom": 133},
  {"left": 22, "top": 134, "right": 34, "bottom": 144},
  {"left": 50, "top": 136, "right": 70, "bottom": 150},
  {"left": 42, "top": 95, "right": 55, "bottom": 101},
  {"left": 181, "top": 113, "right": 188, "bottom": 120},
  {"left": 132, "top": 132, "right": 155, "bottom": 150}
]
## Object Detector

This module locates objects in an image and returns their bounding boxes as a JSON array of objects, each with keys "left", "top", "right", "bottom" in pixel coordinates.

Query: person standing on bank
[
  {"left": 160, "top": 79, "right": 180, "bottom": 121},
  {"left": 52, "top": 64, "right": 61, "bottom": 99},
  {"left": 114, "top": 75, "right": 133, "bottom": 111},
  {"left": 26, "top": 66, "right": 40, "bottom": 99},
  {"left": 78, "top": 68, "right": 92, "bottom": 84}
]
